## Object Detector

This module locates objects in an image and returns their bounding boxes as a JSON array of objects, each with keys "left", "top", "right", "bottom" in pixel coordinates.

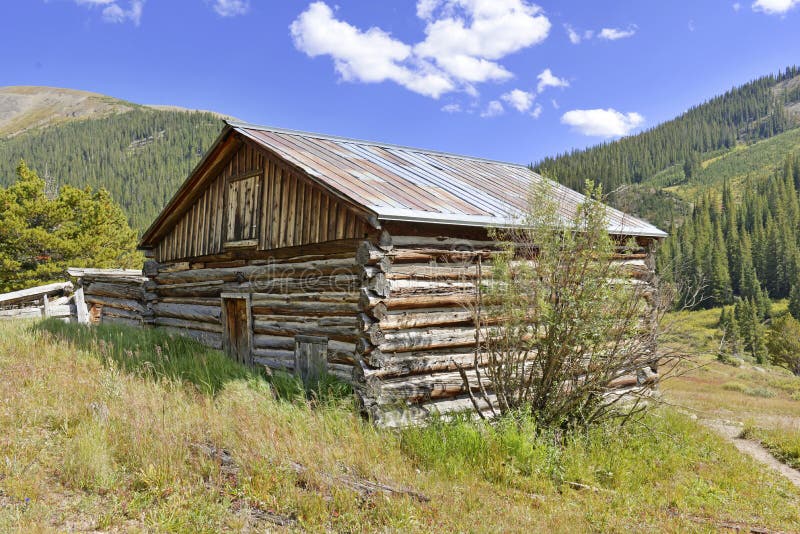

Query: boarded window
[{"left": 226, "top": 174, "right": 261, "bottom": 243}]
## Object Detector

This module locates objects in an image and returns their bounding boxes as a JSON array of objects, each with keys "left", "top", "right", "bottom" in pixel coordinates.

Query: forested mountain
[
  {"left": 0, "top": 102, "right": 224, "bottom": 231},
  {"left": 535, "top": 66, "right": 800, "bottom": 196},
  {"left": 535, "top": 66, "right": 800, "bottom": 322}
]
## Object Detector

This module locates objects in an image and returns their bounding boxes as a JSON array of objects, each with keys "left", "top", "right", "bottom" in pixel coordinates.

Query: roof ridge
[{"left": 226, "top": 120, "right": 532, "bottom": 169}]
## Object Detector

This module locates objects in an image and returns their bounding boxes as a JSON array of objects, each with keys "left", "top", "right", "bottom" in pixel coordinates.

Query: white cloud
[
  {"left": 598, "top": 25, "right": 637, "bottom": 40},
  {"left": 480, "top": 100, "right": 505, "bottom": 117},
  {"left": 551, "top": 99, "right": 559, "bottom": 109},
  {"left": 536, "top": 68, "right": 569, "bottom": 93},
  {"left": 752, "top": 0, "right": 799, "bottom": 14},
  {"left": 75, "top": 0, "right": 144, "bottom": 25},
  {"left": 733, "top": 2, "right": 742, "bottom": 10},
  {"left": 290, "top": 2, "right": 454, "bottom": 98},
  {"left": 530, "top": 103, "right": 543, "bottom": 118},
  {"left": 688, "top": 19, "right": 696, "bottom": 31},
  {"left": 564, "top": 23, "right": 581, "bottom": 44},
  {"left": 501, "top": 88, "right": 535, "bottom": 112},
  {"left": 441, "top": 103, "right": 462, "bottom": 113},
  {"left": 212, "top": 0, "right": 250, "bottom": 17},
  {"left": 291, "top": 0, "right": 551, "bottom": 98},
  {"left": 561, "top": 108, "right": 644, "bottom": 137}
]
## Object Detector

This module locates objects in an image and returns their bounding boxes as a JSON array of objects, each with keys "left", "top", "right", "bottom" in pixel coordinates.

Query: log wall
[
  {"left": 73, "top": 269, "right": 153, "bottom": 327},
  {"left": 148, "top": 239, "right": 365, "bottom": 380},
  {"left": 154, "top": 142, "right": 373, "bottom": 263},
  {"left": 352, "top": 226, "right": 660, "bottom": 427}
]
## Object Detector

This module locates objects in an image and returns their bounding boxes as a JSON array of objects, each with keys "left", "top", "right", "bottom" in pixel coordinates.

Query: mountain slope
[
  {"left": 0, "top": 106, "right": 224, "bottom": 231},
  {"left": 0, "top": 86, "right": 138, "bottom": 138},
  {"left": 534, "top": 66, "right": 800, "bottom": 220}
]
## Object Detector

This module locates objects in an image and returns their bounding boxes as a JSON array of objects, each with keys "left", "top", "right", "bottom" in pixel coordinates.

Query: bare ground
[{"left": 703, "top": 419, "right": 800, "bottom": 489}]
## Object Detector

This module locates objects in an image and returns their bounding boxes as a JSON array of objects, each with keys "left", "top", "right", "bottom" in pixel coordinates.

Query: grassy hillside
[
  {"left": 0, "top": 86, "right": 137, "bottom": 138},
  {"left": 0, "top": 319, "right": 798, "bottom": 532},
  {"left": 612, "top": 126, "right": 800, "bottom": 227},
  {"left": 535, "top": 67, "right": 800, "bottom": 203},
  {"left": 666, "top": 127, "right": 800, "bottom": 202}
]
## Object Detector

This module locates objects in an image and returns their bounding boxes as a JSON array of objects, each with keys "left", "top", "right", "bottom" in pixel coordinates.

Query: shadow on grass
[{"left": 35, "top": 319, "right": 352, "bottom": 403}]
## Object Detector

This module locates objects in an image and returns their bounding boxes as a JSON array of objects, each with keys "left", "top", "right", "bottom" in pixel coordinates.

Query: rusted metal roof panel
[{"left": 231, "top": 121, "right": 667, "bottom": 238}]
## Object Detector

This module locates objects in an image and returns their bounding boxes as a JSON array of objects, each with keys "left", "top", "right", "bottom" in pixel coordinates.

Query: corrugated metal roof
[{"left": 230, "top": 121, "right": 667, "bottom": 238}]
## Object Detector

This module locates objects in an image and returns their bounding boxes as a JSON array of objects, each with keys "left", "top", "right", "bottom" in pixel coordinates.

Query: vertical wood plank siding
[{"left": 155, "top": 143, "right": 371, "bottom": 263}]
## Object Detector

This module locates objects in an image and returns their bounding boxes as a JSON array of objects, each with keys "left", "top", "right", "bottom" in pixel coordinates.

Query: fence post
[
  {"left": 293, "top": 335, "right": 328, "bottom": 386},
  {"left": 40, "top": 294, "right": 50, "bottom": 318},
  {"left": 74, "top": 287, "right": 90, "bottom": 324}
]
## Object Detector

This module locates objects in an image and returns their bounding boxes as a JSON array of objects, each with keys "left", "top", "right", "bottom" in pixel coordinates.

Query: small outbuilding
[{"left": 138, "top": 122, "right": 667, "bottom": 425}]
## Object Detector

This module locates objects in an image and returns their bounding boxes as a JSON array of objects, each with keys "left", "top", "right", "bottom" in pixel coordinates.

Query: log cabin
[{"left": 138, "top": 121, "right": 667, "bottom": 426}]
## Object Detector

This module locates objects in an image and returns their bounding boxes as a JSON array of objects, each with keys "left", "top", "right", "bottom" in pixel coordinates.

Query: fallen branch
[{"left": 288, "top": 461, "right": 430, "bottom": 503}]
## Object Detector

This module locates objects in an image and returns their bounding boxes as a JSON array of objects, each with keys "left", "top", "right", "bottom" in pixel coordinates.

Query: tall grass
[
  {"left": 1, "top": 320, "right": 799, "bottom": 531},
  {"left": 36, "top": 319, "right": 351, "bottom": 402}
]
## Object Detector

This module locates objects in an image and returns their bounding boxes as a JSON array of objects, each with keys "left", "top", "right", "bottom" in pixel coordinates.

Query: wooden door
[{"left": 222, "top": 297, "right": 251, "bottom": 365}]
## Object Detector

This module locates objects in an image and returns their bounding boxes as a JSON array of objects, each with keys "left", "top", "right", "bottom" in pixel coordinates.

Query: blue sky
[{"left": 2, "top": 0, "right": 800, "bottom": 164}]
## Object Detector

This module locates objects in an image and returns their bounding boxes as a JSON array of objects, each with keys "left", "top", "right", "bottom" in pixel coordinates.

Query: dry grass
[{"left": 0, "top": 320, "right": 799, "bottom": 532}]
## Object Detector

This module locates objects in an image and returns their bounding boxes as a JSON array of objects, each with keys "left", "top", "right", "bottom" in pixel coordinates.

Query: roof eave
[
  {"left": 138, "top": 124, "right": 235, "bottom": 249},
  {"left": 375, "top": 209, "right": 668, "bottom": 238}
]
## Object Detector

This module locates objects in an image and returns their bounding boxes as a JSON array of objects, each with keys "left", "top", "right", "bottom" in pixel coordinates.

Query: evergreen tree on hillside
[
  {"left": 535, "top": 68, "right": 800, "bottom": 195},
  {"left": 0, "top": 109, "right": 223, "bottom": 231},
  {"left": 657, "top": 151, "right": 799, "bottom": 311},
  {"left": 0, "top": 161, "right": 141, "bottom": 292}
]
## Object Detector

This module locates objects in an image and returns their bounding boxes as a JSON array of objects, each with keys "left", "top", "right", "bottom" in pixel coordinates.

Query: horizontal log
[
  {"left": 253, "top": 320, "right": 357, "bottom": 343},
  {"left": 389, "top": 236, "right": 500, "bottom": 249},
  {"left": 159, "top": 297, "right": 222, "bottom": 306},
  {"left": 363, "top": 393, "right": 496, "bottom": 428},
  {"left": 253, "top": 334, "right": 295, "bottom": 350},
  {"left": 385, "top": 264, "right": 481, "bottom": 281},
  {"left": 68, "top": 267, "right": 144, "bottom": 279},
  {"left": 0, "top": 281, "right": 73, "bottom": 307},
  {"left": 251, "top": 292, "right": 359, "bottom": 304},
  {"left": 157, "top": 280, "right": 224, "bottom": 291},
  {"left": 356, "top": 350, "right": 485, "bottom": 379},
  {"left": 84, "top": 295, "right": 146, "bottom": 314},
  {"left": 360, "top": 289, "right": 475, "bottom": 314},
  {"left": 153, "top": 303, "right": 221, "bottom": 323},
  {"left": 155, "top": 258, "right": 359, "bottom": 285},
  {"left": 253, "top": 315, "right": 355, "bottom": 327},
  {"left": 47, "top": 304, "right": 73, "bottom": 318},
  {"left": 356, "top": 241, "right": 386, "bottom": 265},
  {"left": 388, "top": 279, "right": 476, "bottom": 297},
  {"left": 160, "top": 327, "right": 222, "bottom": 350},
  {"left": 155, "top": 317, "right": 222, "bottom": 333},
  {"left": 361, "top": 368, "right": 481, "bottom": 405},
  {"left": 0, "top": 307, "right": 41, "bottom": 319},
  {"left": 251, "top": 274, "right": 360, "bottom": 294},
  {"left": 158, "top": 262, "right": 191, "bottom": 273},
  {"left": 251, "top": 301, "right": 359, "bottom": 317},
  {"left": 369, "top": 310, "right": 476, "bottom": 331},
  {"left": 100, "top": 306, "right": 143, "bottom": 321},
  {"left": 388, "top": 248, "right": 498, "bottom": 264},
  {"left": 85, "top": 281, "right": 144, "bottom": 300},
  {"left": 362, "top": 326, "right": 478, "bottom": 357}
]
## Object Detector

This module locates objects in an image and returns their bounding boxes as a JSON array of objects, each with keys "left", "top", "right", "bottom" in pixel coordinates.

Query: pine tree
[
  {"left": 789, "top": 282, "right": 800, "bottom": 321},
  {"left": 0, "top": 161, "right": 142, "bottom": 291}
]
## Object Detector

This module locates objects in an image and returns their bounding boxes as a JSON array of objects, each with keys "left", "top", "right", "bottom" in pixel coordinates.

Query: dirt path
[{"left": 703, "top": 419, "right": 800, "bottom": 489}]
